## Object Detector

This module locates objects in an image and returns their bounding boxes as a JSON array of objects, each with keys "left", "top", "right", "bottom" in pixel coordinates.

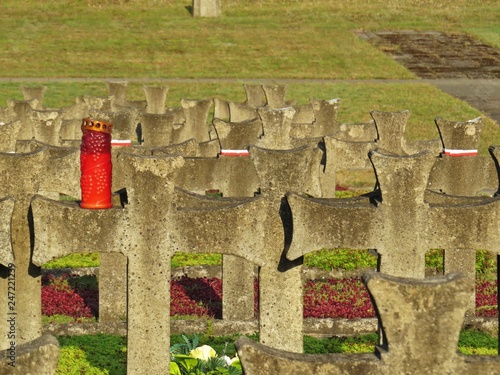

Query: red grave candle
[{"left": 80, "top": 118, "right": 113, "bottom": 209}]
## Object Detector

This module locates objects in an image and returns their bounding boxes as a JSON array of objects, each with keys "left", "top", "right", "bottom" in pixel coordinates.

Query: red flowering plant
[
  {"left": 170, "top": 276, "right": 222, "bottom": 318},
  {"left": 475, "top": 280, "right": 498, "bottom": 318},
  {"left": 41, "top": 273, "right": 97, "bottom": 322},
  {"left": 303, "top": 278, "right": 376, "bottom": 319},
  {"left": 42, "top": 274, "right": 498, "bottom": 321}
]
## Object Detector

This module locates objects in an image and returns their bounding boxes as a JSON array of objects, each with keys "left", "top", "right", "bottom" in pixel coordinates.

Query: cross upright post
[
  {"left": 427, "top": 116, "right": 498, "bottom": 314},
  {"left": 0, "top": 145, "right": 79, "bottom": 350},
  {"left": 249, "top": 142, "right": 323, "bottom": 352}
]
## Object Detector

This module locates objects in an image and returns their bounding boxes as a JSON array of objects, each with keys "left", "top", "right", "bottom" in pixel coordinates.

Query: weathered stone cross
[
  {"left": 31, "top": 151, "right": 269, "bottom": 375},
  {"left": 428, "top": 116, "right": 497, "bottom": 195},
  {"left": 321, "top": 110, "right": 441, "bottom": 196},
  {"left": 170, "top": 137, "right": 323, "bottom": 353},
  {"left": 286, "top": 150, "right": 500, "bottom": 279},
  {"left": 0, "top": 144, "right": 79, "bottom": 350},
  {"left": 427, "top": 116, "right": 499, "bottom": 314},
  {"left": 246, "top": 143, "right": 322, "bottom": 352},
  {"left": 236, "top": 271, "right": 500, "bottom": 374}
]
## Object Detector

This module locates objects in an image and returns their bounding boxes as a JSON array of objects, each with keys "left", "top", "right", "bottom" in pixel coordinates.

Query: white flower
[
  {"left": 189, "top": 345, "right": 216, "bottom": 361},
  {"left": 221, "top": 354, "right": 239, "bottom": 366}
]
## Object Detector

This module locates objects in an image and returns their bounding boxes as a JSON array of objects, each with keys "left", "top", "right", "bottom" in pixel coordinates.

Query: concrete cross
[
  {"left": 174, "top": 155, "right": 259, "bottom": 197},
  {"left": 0, "top": 120, "right": 21, "bottom": 153},
  {"left": 427, "top": 116, "right": 498, "bottom": 314},
  {"left": 236, "top": 271, "right": 500, "bottom": 374},
  {"left": 143, "top": 86, "right": 169, "bottom": 115},
  {"left": 0, "top": 145, "right": 79, "bottom": 350},
  {"left": 137, "top": 112, "right": 179, "bottom": 146},
  {"left": 21, "top": 86, "right": 47, "bottom": 110},
  {"left": 247, "top": 144, "right": 322, "bottom": 352},
  {"left": 321, "top": 110, "right": 441, "bottom": 197},
  {"left": 31, "top": 151, "right": 268, "bottom": 375},
  {"left": 370, "top": 110, "right": 441, "bottom": 155},
  {"left": 172, "top": 142, "right": 322, "bottom": 352},
  {"left": 212, "top": 117, "right": 263, "bottom": 151},
  {"left": 286, "top": 150, "right": 500, "bottom": 279},
  {"left": 6, "top": 99, "right": 38, "bottom": 141},
  {"left": 256, "top": 107, "right": 296, "bottom": 149},
  {"left": 428, "top": 116, "right": 497, "bottom": 195},
  {"left": 223, "top": 85, "right": 288, "bottom": 123}
]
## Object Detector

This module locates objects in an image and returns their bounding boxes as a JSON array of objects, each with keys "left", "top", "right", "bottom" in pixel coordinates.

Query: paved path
[
  {"left": 1, "top": 77, "right": 498, "bottom": 125},
  {"left": 422, "top": 79, "right": 500, "bottom": 125}
]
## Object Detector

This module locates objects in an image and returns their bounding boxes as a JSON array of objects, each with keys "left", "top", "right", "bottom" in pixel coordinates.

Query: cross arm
[
  {"left": 39, "top": 144, "right": 81, "bottom": 198},
  {"left": 30, "top": 195, "right": 125, "bottom": 267},
  {"left": 172, "top": 193, "right": 268, "bottom": 267},
  {"left": 235, "top": 337, "right": 379, "bottom": 375},
  {"left": 285, "top": 192, "right": 377, "bottom": 260},
  {"left": 427, "top": 196, "right": 500, "bottom": 251},
  {"left": 175, "top": 157, "right": 258, "bottom": 197},
  {"left": 323, "top": 135, "right": 375, "bottom": 170}
]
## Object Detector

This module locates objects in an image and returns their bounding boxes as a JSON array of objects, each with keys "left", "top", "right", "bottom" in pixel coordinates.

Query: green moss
[
  {"left": 171, "top": 253, "right": 222, "bottom": 268},
  {"left": 458, "top": 329, "right": 499, "bottom": 353},
  {"left": 304, "top": 249, "right": 377, "bottom": 271},
  {"left": 425, "top": 249, "right": 444, "bottom": 273},
  {"left": 304, "top": 334, "right": 378, "bottom": 354},
  {"left": 43, "top": 253, "right": 100, "bottom": 269},
  {"left": 56, "top": 335, "right": 127, "bottom": 375},
  {"left": 476, "top": 249, "right": 497, "bottom": 280}
]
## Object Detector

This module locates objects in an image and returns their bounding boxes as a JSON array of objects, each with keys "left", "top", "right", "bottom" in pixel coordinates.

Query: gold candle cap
[{"left": 81, "top": 118, "right": 113, "bottom": 134}]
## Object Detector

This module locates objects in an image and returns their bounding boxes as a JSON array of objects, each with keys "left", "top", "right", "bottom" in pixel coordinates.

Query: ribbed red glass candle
[{"left": 80, "top": 118, "right": 113, "bottom": 209}]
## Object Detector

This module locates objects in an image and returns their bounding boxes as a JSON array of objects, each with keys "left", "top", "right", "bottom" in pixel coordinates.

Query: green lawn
[
  {"left": 54, "top": 330, "right": 499, "bottom": 375},
  {"left": 43, "top": 248, "right": 497, "bottom": 282},
  {"left": 1, "top": 0, "right": 498, "bottom": 79},
  {"left": 2, "top": 0, "right": 499, "bottom": 150}
]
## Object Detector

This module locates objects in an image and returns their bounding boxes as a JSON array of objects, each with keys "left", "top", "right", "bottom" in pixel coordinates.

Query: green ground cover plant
[
  {"left": 304, "top": 249, "right": 377, "bottom": 271},
  {"left": 43, "top": 253, "right": 100, "bottom": 269},
  {"left": 54, "top": 330, "right": 498, "bottom": 374},
  {"left": 43, "top": 247, "right": 493, "bottom": 276},
  {"left": 56, "top": 334, "right": 127, "bottom": 375}
]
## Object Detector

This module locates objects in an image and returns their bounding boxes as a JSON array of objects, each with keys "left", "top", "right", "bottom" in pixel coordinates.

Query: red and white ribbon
[
  {"left": 442, "top": 148, "right": 478, "bottom": 157},
  {"left": 111, "top": 140, "right": 132, "bottom": 147},
  {"left": 219, "top": 149, "right": 250, "bottom": 157}
]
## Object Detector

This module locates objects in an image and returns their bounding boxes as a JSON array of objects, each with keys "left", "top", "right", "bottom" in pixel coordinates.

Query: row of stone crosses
[{"left": 0, "top": 81, "right": 499, "bottom": 374}]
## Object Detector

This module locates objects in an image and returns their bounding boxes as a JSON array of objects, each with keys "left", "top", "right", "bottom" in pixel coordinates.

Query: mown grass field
[{"left": 1, "top": 0, "right": 499, "bottom": 79}]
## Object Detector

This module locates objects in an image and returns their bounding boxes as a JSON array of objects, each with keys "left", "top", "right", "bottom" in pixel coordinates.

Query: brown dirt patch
[{"left": 358, "top": 30, "right": 500, "bottom": 79}]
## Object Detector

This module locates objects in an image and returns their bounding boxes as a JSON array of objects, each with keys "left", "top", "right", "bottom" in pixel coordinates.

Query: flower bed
[
  {"left": 41, "top": 273, "right": 498, "bottom": 320},
  {"left": 42, "top": 274, "right": 98, "bottom": 321}
]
